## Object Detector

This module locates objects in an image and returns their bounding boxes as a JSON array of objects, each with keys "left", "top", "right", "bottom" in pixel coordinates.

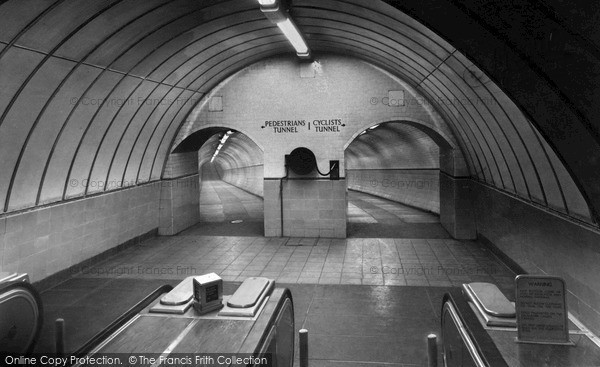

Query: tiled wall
[
  {"left": 347, "top": 169, "right": 440, "bottom": 213},
  {"left": 159, "top": 175, "right": 200, "bottom": 236},
  {"left": 265, "top": 179, "right": 347, "bottom": 238},
  {"left": 439, "top": 174, "right": 477, "bottom": 239},
  {"left": 0, "top": 146, "right": 203, "bottom": 282},
  {"left": 163, "top": 152, "right": 199, "bottom": 179},
  {"left": 159, "top": 152, "right": 201, "bottom": 235},
  {"left": 471, "top": 180, "right": 600, "bottom": 336},
  {"left": 0, "top": 184, "right": 160, "bottom": 282},
  {"left": 218, "top": 165, "right": 264, "bottom": 197}
]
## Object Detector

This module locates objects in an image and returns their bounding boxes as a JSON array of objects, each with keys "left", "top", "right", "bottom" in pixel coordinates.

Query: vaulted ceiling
[{"left": 0, "top": 0, "right": 598, "bottom": 224}]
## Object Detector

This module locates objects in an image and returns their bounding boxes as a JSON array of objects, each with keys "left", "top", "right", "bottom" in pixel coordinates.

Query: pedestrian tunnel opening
[{"left": 166, "top": 128, "right": 265, "bottom": 236}]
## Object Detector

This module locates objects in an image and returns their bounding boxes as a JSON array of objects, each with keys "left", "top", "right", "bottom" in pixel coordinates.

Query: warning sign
[{"left": 515, "top": 275, "right": 571, "bottom": 345}]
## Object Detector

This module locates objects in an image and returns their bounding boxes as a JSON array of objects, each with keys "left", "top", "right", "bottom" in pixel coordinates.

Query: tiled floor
[
  {"left": 32, "top": 179, "right": 517, "bottom": 366},
  {"left": 80, "top": 235, "right": 515, "bottom": 290}
]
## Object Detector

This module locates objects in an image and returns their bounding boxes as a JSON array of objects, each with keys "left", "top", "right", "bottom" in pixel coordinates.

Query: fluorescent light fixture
[
  {"left": 277, "top": 19, "right": 309, "bottom": 56},
  {"left": 211, "top": 133, "right": 230, "bottom": 162},
  {"left": 257, "top": 0, "right": 311, "bottom": 58},
  {"left": 257, "top": 0, "right": 281, "bottom": 15}
]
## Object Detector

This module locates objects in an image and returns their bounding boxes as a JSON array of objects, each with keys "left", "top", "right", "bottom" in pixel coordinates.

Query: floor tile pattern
[{"left": 81, "top": 235, "right": 514, "bottom": 291}]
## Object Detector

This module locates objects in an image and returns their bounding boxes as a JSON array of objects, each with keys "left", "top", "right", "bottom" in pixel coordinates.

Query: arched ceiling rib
[{"left": 0, "top": 0, "right": 596, "bottom": 224}]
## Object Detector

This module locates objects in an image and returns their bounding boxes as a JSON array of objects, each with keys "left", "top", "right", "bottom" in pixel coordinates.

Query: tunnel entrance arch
[
  {"left": 166, "top": 52, "right": 592, "bottom": 240},
  {"left": 161, "top": 127, "right": 265, "bottom": 236},
  {"left": 345, "top": 120, "right": 473, "bottom": 239}
]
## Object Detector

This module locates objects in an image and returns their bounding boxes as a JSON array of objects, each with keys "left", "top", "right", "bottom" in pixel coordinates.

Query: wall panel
[
  {"left": 11, "top": 64, "right": 102, "bottom": 209},
  {"left": 0, "top": 0, "right": 56, "bottom": 43},
  {"left": 64, "top": 75, "right": 142, "bottom": 199},
  {"left": 138, "top": 90, "right": 200, "bottom": 182},
  {"left": 1, "top": 56, "right": 76, "bottom": 211},
  {"left": 42, "top": 71, "right": 124, "bottom": 201},
  {"left": 16, "top": 0, "right": 112, "bottom": 53},
  {"left": 106, "top": 84, "right": 173, "bottom": 186},
  {"left": 86, "top": 80, "right": 158, "bottom": 194}
]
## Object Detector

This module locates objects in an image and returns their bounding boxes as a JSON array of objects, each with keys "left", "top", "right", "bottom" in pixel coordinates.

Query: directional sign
[{"left": 260, "top": 119, "right": 346, "bottom": 133}]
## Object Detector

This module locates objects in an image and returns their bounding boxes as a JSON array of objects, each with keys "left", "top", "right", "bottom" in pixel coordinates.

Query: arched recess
[
  {"left": 161, "top": 127, "right": 264, "bottom": 234},
  {"left": 345, "top": 120, "right": 472, "bottom": 238}
]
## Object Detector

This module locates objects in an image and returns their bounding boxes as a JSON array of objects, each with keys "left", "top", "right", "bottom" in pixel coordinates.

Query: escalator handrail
[
  {"left": 0, "top": 281, "right": 44, "bottom": 355},
  {"left": 441, "top": 291, "right": 509, "bottom": 367},
  {"left": 443, "top": 300, "right": 487, "bottom": 367},
  {"left": 72, "top": 284, "right": 173, "bottom": 358}
]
